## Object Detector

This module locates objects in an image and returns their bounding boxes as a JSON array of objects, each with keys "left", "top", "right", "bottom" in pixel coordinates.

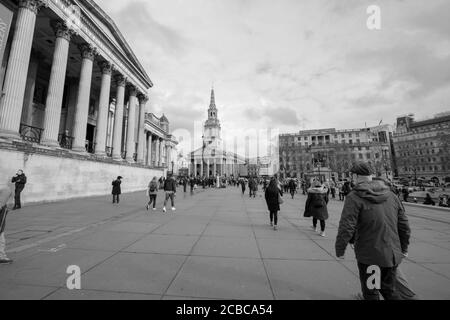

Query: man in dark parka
[{"left": 335, "top": 162, "right": 411, "bottom": 300}]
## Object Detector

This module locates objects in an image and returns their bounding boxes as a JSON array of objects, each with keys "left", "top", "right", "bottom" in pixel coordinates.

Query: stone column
[
  {"left": 21, "top": 52, "right": 40, "bottom": 126},
  {"left": 213, "top": 159, "right": 217, "bottom": 176},
  {"left": 72, "top": 44, "right": 96, "bottom": 152},
  {"left": 207, "top": 159, "right": 210, "bottom": 178},
  {"left": 136, "top": 94, "right": 148, "bottom": 164},
  {"left": 94, "top": 61, "right": 112, "bottom": 156},
  {"left": 41, "top": 21, "right": 72, "bottom": 147},
  {"left": 200, "top": 158, "right": 204, "bottom": 177},
  {"left": 193, "top": 159, "right": 197, "bottom": 176},
  {"left": 112, "top": 75, "right": 126, "bottom": 160},
  {"left": 154, "top": 138, "right": 160, "bottom": 166},
  {"left": 146, "top": 133, "right": 152, "bottom": 166},
  {"left": 125, "top": 86, "right": 138, "bottom": 162},
  {"left": 0, "top": 0, "right": 45, "bottom": 139}
]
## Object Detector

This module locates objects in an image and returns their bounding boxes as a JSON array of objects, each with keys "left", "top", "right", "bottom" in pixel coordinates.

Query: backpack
[{"left": 149, "top": 182, "right": 157, "bottom": 192}]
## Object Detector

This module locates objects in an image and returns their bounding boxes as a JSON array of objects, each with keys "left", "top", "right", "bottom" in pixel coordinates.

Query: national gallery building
[{"left": 0, "top": 0, "right": 177, "bottom": 203}]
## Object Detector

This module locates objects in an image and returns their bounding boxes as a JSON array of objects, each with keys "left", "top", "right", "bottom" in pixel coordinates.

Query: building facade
[
  {"left": 0, "top": 0, "right": 176, "bottom": 203},
  {"left": 393, "top": 113, "right": 450, "bottom": 184},
  {"left": 189, "top": 89, "right": 246, "bottom": 177},
  {"left": 279, "top": 125, "right": 394, "bottom": 181}
]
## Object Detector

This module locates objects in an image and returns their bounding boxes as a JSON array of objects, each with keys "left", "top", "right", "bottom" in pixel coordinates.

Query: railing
[
  {"left": 20, "top": 124, "right": 43, "bottom": 144},
  {"left": 58, "top": 134, "right": 74, "bottom": 150}
]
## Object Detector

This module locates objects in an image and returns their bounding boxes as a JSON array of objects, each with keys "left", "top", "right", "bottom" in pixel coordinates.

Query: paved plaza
[{"left": 0, "top": 186, "right": 450, "bottom": 300}]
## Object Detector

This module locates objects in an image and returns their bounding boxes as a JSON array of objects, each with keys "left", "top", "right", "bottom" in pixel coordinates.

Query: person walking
[
  {"left": 11, "top": 170, "right": 27, "bottom": 210},
  {"left": 163, "top": 173, "right": 177, "bottom": 213},
  {"left": 304, "top": 181, "right": 329, "bottom": 237},
  {"left": 146, "top": 177, "right": 159, "bottom": 211},
  {"left": 241, "top": 178, "right": 246, "bottom": 195},
  {"left": 0, "top": 180, "right": 13, "bottom": 264},
  {"left": 335, "top": 162, "right": 411, "bottom": 300},
  {"left": 112, "top": 176, "right": 122, "bottom": 204},
  {"left": 182, "top": 177, "right": 187, "bottom": 193},
  {"left": 288, "top": 179, "right": 296, "bottom": 199},
  {"left": 265, "top": 177, "right": 283, "bottom": 230}
]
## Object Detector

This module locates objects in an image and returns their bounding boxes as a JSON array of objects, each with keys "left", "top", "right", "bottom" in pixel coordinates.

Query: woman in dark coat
[
  {"left": 304, "top": 181, "right": 329, "bottom": 237},
  {"left": 265, "top": 177, "right": 283, "bottom": 230},
  {"left": 112, "top": 176, "right": 122, "bottom": 204}
]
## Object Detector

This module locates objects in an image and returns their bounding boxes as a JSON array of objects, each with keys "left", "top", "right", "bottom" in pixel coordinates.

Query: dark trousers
[
  {"left": 14, "top": 186, "right": 24, "bottom": 208},
  {"left": 270, "top": 211, "right": 278, "bottom": 226},
  {"left": 357, "top": 263, "right": 401, "bottom": 300},
  {"left": 164, "top": 192, "right": 175, "bottom": 207},
  {"left": 147, "top": 194, "right": 157, "bottom": 208},
  {"left": 112, "top": 194, "right": 120, "bottom": 203},
  {"left": 312, "top": 218, "right": 326, "bottom": 232}
]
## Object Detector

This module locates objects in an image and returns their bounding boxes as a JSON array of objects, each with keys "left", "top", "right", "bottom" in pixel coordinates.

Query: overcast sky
[{"left": 95, "top": 0, "right": 450, "bottom": 157}]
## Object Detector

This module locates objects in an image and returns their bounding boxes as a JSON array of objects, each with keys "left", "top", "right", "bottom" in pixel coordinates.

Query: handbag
[{"left": 278, "top": 193, "right": 284, "bottom": 205}]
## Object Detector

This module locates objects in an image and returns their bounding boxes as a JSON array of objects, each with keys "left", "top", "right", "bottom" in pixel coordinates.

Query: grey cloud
[{"left": 113, "top": 1, "right": 188, "bottom": 57}]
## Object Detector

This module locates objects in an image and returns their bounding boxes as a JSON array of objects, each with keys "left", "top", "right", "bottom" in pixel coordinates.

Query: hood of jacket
[
  {"left": 353, "top": 180, "right": 390, "bottom": 204},
  {"left": 307, "top": 186, "right": 327, "bottom": 194}
]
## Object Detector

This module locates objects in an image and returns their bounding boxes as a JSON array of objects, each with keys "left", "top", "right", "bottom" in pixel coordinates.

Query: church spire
[{"left": 209, "top": 87, "right": 216, "bottom": 109}]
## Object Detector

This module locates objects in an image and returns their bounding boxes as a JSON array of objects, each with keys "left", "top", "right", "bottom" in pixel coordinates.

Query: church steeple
[
  {"left": 210, "top": 87, "right": 216, "bottom": 109},
  {"left": 208, "top": 87, "right": 218, "bottom": 120},
  {"left": 204, "top": 87, "right": 221, "bottom": 145}
]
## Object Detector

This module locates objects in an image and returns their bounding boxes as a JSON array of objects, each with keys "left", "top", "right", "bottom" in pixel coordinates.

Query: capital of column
[
  {"left": 79, "top": 43, "right": 97, "bottom": 61},
  {"left": 115, "top": 75, "right": 126, "bottom": 87},
  {"left": 98, "top": 61, "right": 113, "bottom": 75},
  {"left": 128, "top": 84, "right": 137, "bottom": 97},
  {"left": 138, "top": 93, "right": 149, "bottom": 104},
  {"left": 51, "top": 21, "right": 74, "bottom": 42},
  {"left": 19, "top": 0, "right": 47, "bottom": 15}
]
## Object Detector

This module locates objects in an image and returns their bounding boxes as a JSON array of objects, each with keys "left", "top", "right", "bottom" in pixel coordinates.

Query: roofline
[{"left": 83, "top": 0, "right": 153, "bottom": 88}]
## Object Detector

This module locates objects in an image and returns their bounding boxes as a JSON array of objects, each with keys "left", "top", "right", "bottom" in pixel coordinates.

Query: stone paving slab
[
  {"left": 124, "top": 234, "right": 199, "bottom": 255},
  {"left": 80, "top": 252, "right": 186, "bottom": 295},
  {"left": 166, "top": 256, "right": 273, "bottom": 300},
  {"left": 264, "top": 259, "right": 360, "bottom": 300},
  {"left": 44, "top": 288, "right": 161, "bottom": 300}
]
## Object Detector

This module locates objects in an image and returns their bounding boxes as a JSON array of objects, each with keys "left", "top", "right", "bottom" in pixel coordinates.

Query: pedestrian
[
  {"left": 423, "top": 193, "right": 435, "bottom": 206},
  {"left": 330, "top": 182, "right": 336, "bottom": 199},
  {"left": 304, "top": 181, "right": 329, "bottom": 237},
  {"left": 335, "top": 162, "right": 411, "bottom": 300},
  {"left": 163, "top": 173, "right": 177, "bottom": 213},
  {"left": 112, "top": 176, "right": 122, "bottom": 204},
  {"left": 265, "top": 177, "right": 283, "bottom": 231},
  {"left": 183, "top": 177, "right": 187, "bottom": 193},
  {"left": 146, "top": 177, "right": 159, "bottom": 211},
  {"left": 241, "top": 178, "right": 246, "bottom": 195},
  {"left": 190, "top": 176, "right": 195, "bottom": 193},
  {"left": 11, "top": 170, "right": 27, "bottom": 210},
  {"left": 0, "top": 180, "right": 13, "bottom": 264},
  {"left": 289, "top": 179, "right": 296, "bottom": 199},
  {"left": 342, "top": 180, "right": 351, "bottom": 200}
]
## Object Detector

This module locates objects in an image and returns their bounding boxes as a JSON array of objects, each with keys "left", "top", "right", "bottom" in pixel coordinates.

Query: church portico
[{"left": 190, "top": 88, "right": 246, "bottom": 179}]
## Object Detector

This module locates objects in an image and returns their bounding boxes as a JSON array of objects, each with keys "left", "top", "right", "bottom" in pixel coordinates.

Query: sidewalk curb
[{"left": 403, "top": 202, "right": 450, "bottom": 213}]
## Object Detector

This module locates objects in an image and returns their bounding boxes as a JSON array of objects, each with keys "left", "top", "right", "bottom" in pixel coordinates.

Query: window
[{"left": 359, "top": 154, "right": 363, "bottom": 159}]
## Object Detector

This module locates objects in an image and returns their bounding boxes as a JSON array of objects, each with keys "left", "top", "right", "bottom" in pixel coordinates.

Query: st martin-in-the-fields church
[{"left": 189, "top": 89, "right": 246, "bottom": 177}]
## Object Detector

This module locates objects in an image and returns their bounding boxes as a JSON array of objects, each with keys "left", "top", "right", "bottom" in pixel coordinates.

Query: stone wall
[{"left": 0, "top": 141, "right": 166, "bottom": 205}]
